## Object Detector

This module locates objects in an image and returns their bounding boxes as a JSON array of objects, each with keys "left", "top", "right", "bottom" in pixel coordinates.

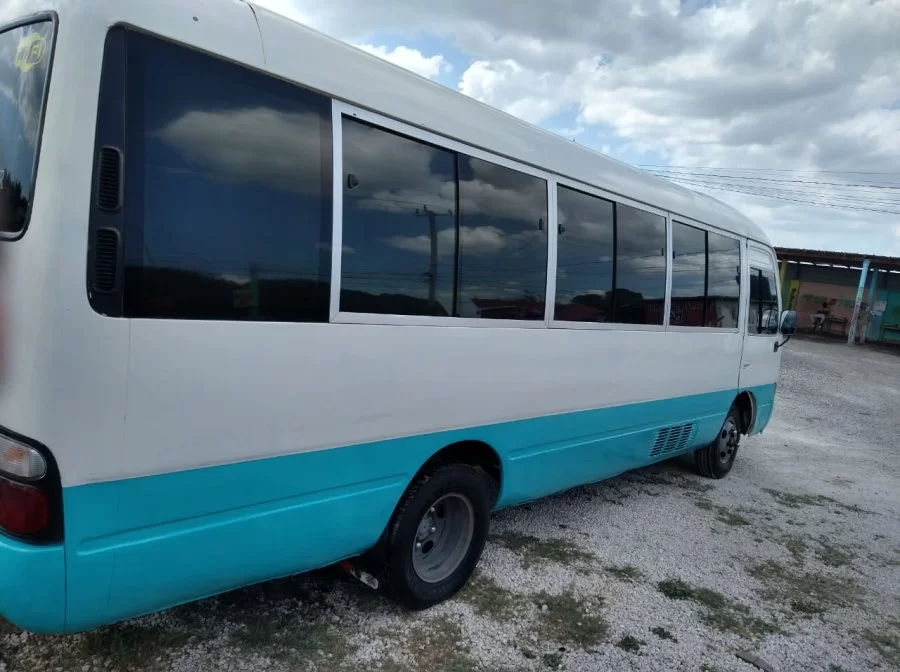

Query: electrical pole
[
  {"left": 416, "top": 205, "right": 453, "bottom": 310},
  {"left": 848, "top": 258, "right": 870, "bottom": 345}
]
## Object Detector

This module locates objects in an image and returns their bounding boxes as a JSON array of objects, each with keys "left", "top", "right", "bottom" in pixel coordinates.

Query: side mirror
[
  {"left": 780, "top": 309, "right": 797, "bottom": 335},
  {"left": 774, "top": 310, "right": 797, "bottom": 351}
]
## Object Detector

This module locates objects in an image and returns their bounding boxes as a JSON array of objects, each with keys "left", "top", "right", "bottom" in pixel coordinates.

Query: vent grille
[
  {"left": 651, "top": 423, "right": 696, "bottom": 457},
  {"left": 94, "top": 228, "right": 119, "bottom": 292},
  {"left": 97, "top": 146, "right": 122, "bottom": 212}
]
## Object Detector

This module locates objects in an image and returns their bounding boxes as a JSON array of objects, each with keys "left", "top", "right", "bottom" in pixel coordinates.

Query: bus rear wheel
[
  {"left": 381, "top": 463, "right": 491, "bottom": 610},
  {"left": 694, "top": 405, "right": 741, "bottom": 479}
]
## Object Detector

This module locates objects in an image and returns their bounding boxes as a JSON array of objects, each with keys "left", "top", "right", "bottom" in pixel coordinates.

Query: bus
[{"left": 0, "top": 0, "right": 796, "bottom": 633}]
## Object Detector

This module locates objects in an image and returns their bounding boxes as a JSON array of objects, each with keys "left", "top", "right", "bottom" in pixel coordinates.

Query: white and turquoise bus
[{"left": 0, "top": 0, "right": 797, "bottom": 633}]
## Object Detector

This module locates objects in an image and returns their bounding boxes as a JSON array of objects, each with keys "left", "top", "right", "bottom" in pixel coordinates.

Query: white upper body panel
[{"left": 0, "top": 0, "right": 776, "bottom": 487}]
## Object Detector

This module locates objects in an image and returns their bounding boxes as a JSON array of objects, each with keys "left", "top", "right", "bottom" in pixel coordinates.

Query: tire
[
  {"left": 694, "top": 405, "right": 741, "bottom": 479},
  {"left": 381, "top": 463, "right": 492, "bottom": 610}
]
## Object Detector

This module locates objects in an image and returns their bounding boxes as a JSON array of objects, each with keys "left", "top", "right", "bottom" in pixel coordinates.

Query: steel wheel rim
[
  {"left": 411, "top": 493, "right": 474, "bottom": 584},
  {"left": 717, "top": 417, "right": 740, "bottom": 466}
]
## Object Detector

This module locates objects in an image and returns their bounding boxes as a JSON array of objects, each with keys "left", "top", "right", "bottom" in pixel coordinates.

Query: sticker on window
[{"left": 15, "top": 32, "right": 47, "bottom": 73}]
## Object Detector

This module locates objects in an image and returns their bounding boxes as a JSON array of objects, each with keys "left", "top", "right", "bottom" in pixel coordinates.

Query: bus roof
[{"left": 250, "top": 2, "right": 772, "bottom": 246}]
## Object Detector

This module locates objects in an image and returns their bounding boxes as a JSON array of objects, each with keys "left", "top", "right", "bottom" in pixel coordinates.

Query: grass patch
[
  {"left": 779, "top": 534, "right": 808, "bottom": 564},
  {"left": 748, "top": 560, "right": 862, "bottom": 616},
  {"left": 789, "top": 598, "right": 825, "bottom": 615},
  {"left": 762, "top": 488, "right": 833, "bottom": 508},
  {"left": 700, "top": 666, "right": 718, "bottom": 672},
  {"left": 605, "top": 564, "right": 643, "bottom": 582},
  {"left": 229, "top": 611, "right": 352, "bottom": 666},
  {"left": 656, "top": 579, "right": 778, "bottom": 640},
  {"left": 380, "top": 617, "right": 476, "bottom": 672},
  {"left": 693, "top": 499, "right": 751, "bottom": 526},
  {"left": 534, "top": 592, "right": 608, "bottom": 648},
  {"left": 716, "top": 509, "right": 751, "bottom": 527},
  {"left": 616, "top": 635, "right": 645, "bottom": 654},
  {"left": 815, "top": 539, "right": 855, "bottom": 567},
  {"left": 458, "top": 572, "right": 523, "bottom": 620},
  {"left": 674, "top": 478, "right": 715, "bottom": 494},
  {"left": 496, "top": 533, "right": 595, "bottom": 569},
  {"left": 762, "top": 489, "right": 873, "bottom": 514},
  {"left": 81, "top": 623, "right": 192, "bottom": 670},
  {"left": 542, "top": 651, "right": 563, "bottom": 669},
  {"left": 864, "top": 620, "right": 900, "bottom": 667},
  {"left": 650, "top": 626, "right": 677, "bottom": 642}
]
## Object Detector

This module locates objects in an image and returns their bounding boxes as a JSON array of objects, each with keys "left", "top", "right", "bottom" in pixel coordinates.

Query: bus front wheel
[
  {"left": 694, "top": 405, "right": 741, "bottom": 479},
  {"left": 381, "top": 463, "right": 492, "bottom": 609}
]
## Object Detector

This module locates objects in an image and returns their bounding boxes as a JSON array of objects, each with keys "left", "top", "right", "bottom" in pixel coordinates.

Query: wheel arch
[
  {"left": 409, "top": 440, "right": 503, "bottom": 506},
  {"left": 733, "top": 390, "right": 756, "bottom": 434}
]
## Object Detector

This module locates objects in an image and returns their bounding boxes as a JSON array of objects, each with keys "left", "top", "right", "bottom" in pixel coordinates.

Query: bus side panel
[
  {"left": 63, "top": 449, "right": 410, "bottom": 631},
  {"left": 62, "top": 391, "right": 741, "bottom": 630},
  {"left": 500, "top": 390, "right": 732, "bottom": 505}
]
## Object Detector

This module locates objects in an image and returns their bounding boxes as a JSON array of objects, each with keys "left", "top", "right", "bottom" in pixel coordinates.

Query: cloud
[
  {"left": 156, "top": 107, "right": 326, "bottom": 192},
  {"left": 385, "top": 224, "right": 544, "bottom": 258},
  {"left": 255, "top": 0, "right": 900, "bottom": 254},
  {"left": 355, "top": 44, "right": 448, "bottom": 80}
]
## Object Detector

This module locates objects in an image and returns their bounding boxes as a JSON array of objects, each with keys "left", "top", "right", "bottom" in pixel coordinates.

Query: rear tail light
[
  {"left": 0, "top": 476, "right": 48, "bottom": 535},
  {"left": 0, "top": 436, "right": 46, "bottom": 479},
  {"left": 0, "top": 428, "right": 61, "bottom": 542}
]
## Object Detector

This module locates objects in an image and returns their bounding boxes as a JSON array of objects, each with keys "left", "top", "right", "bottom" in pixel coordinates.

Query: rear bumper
[{"left": 0, "top": 534, "right": 66, "bottom": 633}]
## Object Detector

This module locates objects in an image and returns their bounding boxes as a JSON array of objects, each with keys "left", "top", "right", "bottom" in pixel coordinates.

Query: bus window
[
  {"left": 748, "top": 268, "right": 779, "bottom": 335},
  {"left": 340, "top": 119, "right": 457, "bottom": 317},
  {"left": 0, "top": 19, "right": 54, "bottom": 236},
  {"left": 554, "top": 186, "right": 615, "bottom": 323},
  {"left": 614, "top": 204, "right": 666, "bottom": 325},
  {"left": 456, "top": 156, "right": 547, "bottom": 321},
  {"left": 119, "top": 30, "right": 333, "bottom": 321}
]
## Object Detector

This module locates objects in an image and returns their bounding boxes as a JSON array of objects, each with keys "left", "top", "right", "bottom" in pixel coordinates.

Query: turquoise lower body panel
[
  {"left": 747, "top": 383, "right": 777, "bottom": 435},
  {"left": 0, "top": 535, "right": 66, "bottom": 633},
  {"left": 2, "top": 384, "right": 775, "bottom": 632}
]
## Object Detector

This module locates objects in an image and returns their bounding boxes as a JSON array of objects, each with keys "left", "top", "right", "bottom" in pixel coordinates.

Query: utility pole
[
  {"left": 848, "top": 258, "right": 870, "bottom": 345},
  {"left": 415, "top": 205, "right": 453, "bottom": 310}
]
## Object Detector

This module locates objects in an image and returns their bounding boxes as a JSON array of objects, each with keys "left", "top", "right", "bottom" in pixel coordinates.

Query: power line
[
  {"left": 636, "top": 164, "right": 900, "bottom": 176},
  {"left": 644, "top": 173, "right": 900, "bottom": 207},
  {"left": 655, "top": 175, "right": 900, "bottom": 215},
  {"left": 644, "top": 169, "right": 900, "bottom": 190},
  {"left": 665, "top": 177, "right": 900, "bottom": 214}
]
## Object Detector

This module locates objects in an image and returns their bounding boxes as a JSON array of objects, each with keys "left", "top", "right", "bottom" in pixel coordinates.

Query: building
[{"left": 776, "top": 248, "right": 900, "bottom": 345}]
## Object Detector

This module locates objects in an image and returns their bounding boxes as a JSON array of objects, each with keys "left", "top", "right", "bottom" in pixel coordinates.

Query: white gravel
[{"left": 2, "top": 337, "right": 898, "bottom": 672}]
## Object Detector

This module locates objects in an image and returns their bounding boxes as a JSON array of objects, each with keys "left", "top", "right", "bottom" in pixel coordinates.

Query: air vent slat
[
  {"left": 651, "top": 422, "right": 697, "bottom": 457},
  {"left": 97, "top": 146, "right": 122, "bottom": 212},
  {"left": 94, "top": 228, "right": 119, "bottom": 292}
]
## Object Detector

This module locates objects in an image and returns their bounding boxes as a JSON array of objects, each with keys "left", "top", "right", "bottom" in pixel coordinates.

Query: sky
[{"left": 255, "top": 0, "right": 900, "bottom": 257}]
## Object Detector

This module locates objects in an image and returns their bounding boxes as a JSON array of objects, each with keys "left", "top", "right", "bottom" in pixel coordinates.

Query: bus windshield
[{"left": 0, "top": 19, "right": 53, "bottom": 236}]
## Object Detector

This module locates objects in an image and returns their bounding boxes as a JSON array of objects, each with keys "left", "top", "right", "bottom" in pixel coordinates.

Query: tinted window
[
  {"left": 0, "top": 20, "right": 54, "bottom": 235},
  {"left": 707, "top": 231, "right": 741, "bottom": 328},
  {"left": 123, "top": 32, "right": 332, "bottom": 321},
  {"left": 614, "top": 204, "right": 666, "bottom": 325},
  {"left": 748, "top": 268, "right": 779, "bottom": 335},
  {"left": 671, "top": 222, "right": 707, "bottom": 327},
  {"left": 339, "top": 118, "right": 548, "bottom": 321},
  {"left": 340, "top": 119, "right": 456, "bottom": 316},
  {"left": 554, "top": 186, "right": 614, "bottom": 322},
  {"left": 456, "top": 156, "right": 547, "bottom": 320},
  {"left": 671, "top": 223, "right": 741, "bottom": 328}
]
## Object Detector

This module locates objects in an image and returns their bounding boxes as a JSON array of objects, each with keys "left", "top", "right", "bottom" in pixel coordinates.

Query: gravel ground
[{"left": 2, "top": 337, "right": 899, "bottom": 672}]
